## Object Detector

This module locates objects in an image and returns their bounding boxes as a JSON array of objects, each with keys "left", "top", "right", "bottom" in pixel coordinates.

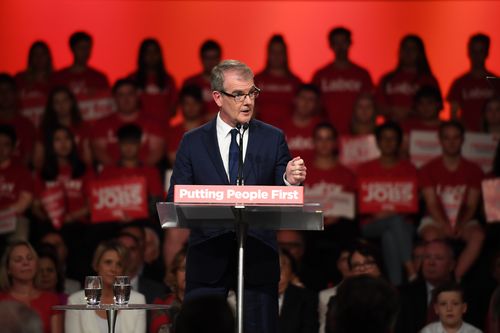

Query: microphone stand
[{"left": 235, "top": 122, "right": 248, "bottom": 333}]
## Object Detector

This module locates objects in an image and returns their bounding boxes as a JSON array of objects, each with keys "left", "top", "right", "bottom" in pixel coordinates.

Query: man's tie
[{"left": 229, "top": 128, "right": 240, "bottom": 184}]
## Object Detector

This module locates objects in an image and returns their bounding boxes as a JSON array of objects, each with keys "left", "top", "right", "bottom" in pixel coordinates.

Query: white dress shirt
[{"left": 420, "top": 321, "right": 483, "bottom": 333}]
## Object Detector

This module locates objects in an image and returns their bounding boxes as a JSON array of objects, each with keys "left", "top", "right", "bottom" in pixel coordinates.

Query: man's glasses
[{"left": 219, "top": 86, "right": 260, "bottom": 103}]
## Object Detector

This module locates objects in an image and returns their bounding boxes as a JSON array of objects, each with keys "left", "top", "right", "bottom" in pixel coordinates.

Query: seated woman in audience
[
  {"left": 65, "top": 239, "right": 146, "bottom": 333},
  {"left": 0, "top": 240, "right": 63, "bottom": 333},
  {"left": 375, "top": 34, "right": 440, "bottom": 122},
  {"left": 32, "top": 125, "right": 92, "bottom": 227},
  {"left": 35, "top": 244, "right": 68, "bottom": 305},
  {"left": 33, "top": 86, "right": 91, "bottom": 168},
  {"left": 254, "top": 34, "right": 302, "bottom": 127},
  {"left": 350, "top": 93, "right": 377, "bottom": 136},
  {"left": 150, "top": 248, "right": 186, "bottom": 333},
  {"left": 482, "top": 96, "right": 500, "bottom": 137}
]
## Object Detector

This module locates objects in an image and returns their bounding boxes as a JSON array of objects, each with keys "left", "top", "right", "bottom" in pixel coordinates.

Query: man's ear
[{"left": 213, "top": 91, "right": 223, "bottom": 108}]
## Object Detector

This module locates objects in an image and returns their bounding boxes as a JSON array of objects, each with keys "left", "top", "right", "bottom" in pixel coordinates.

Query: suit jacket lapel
[
  {"left": 203, "top": 118, "right": 230, "bottom": 184},
  {"left": 243, "top": 120, "right": 263, "bottom": 182}
]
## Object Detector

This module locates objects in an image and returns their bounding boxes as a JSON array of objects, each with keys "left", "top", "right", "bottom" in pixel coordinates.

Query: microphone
[{"left": 235, "top": 123, "right": 249, "bottom": 185}]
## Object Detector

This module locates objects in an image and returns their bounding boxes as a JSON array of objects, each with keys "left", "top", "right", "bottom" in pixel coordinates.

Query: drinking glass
[
  {"left": 84, "top": 276, "right": 103, "bottom": 306},
  {"left": 113, "top": 276, "right": 131, "bottom": 306}
]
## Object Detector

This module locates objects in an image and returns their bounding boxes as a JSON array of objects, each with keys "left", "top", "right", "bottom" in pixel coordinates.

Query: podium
[{"left": 157, "top": 186, "right": 323, "bottom": 333}]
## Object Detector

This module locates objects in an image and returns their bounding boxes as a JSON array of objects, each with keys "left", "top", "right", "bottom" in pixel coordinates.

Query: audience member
[
  {"left": 166, "top": 84, "right": 205, "bottom": 165},
  {"left": 356, "top": 122, "right": 417, "bottom": 285},
  {"left": 482, "top": 96, "right": 500, "bottom": 136},
  {"left": 65, "top": 240, "right": 146, "bottom": 333},
  {"left": 281, "top": 84, "right": 323, "bottom": 161},
  {"left": 0, "top": 73, "right": 36, "bottom": 165},
  {"left": 413, "top": 240, "right": 427, "bottom": 276},
  {"left": 447, "top": 33, "right": 497, "bottom": 131},
  {"left": 14, "top": 41, "right": 53, "bottom": 128},
  {"left": 350, "top": 92, "right": 377, "bottom": 136},
  {"left": 33, "top": 86, "right": 91, "bottom": 168},
  {"left": 117, "top": 228, "right": 167, "bottom": 303},
  {"left": 318, "top": 248, "right": 352, "bottom": 333},
  {"left": 327, "top": 275, "right": 399, "bottom": 333},
  {"left": 0, "top": 300, "right": 44, "bottom": 333},
  {"left": 52, "top": 31, "right": 110, "bottom": 97},
  {"left": 91, "top": 78, "right": 165, "bottom": 166},
  {"left": 419, "top": 121, "right": 485, "bottom": 281},
  {"left": 182, "top": 39, "right": 222, "bottom": 118},
  {"left": 150, "top": 248, "right": 186, "bottom": 333},
  {"left": 129, "top": 38, "right": 177, "bottom": 123},
  {"left": 142, "top": 226, "right": 165, "bottom": 282},
  {"left": 376, "top": 34, "right": 440, "bottom": 122},
  {"left": 32, "top": 126, "right": 92, "bottom": 226},
  {"left": 0, "top": 240, "right": 63, "bottom": 333},
  {"left": 421, "top": 282, "right": 482, "bottom": 333},
  {"left": 278, "top": 249, "right": 319, "bottom": 333},
  {"left": 403, "top": 85, "right": 443, "bottom": 134},
  {"left": 35, "top": 244, "right": 68, "bottom": 305},
  {"left": 0, "top": 124, "right": 33, "bottom": 245},
  {"left": 312, "top": 27, "right": 373, "bottom": 134},
  {"left": 395, "top": 240, "right": 456, "bottom": 333},
  {"left": 255, "top": 34, "right": 302, "bottom": 127}
]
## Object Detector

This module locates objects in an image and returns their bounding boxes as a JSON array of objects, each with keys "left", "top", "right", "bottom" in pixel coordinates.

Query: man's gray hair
[
  {"left": 0, "top": 301, "right": 43, "bottom": 333},
  {"left": 211, "top": 60, "right": 254, "bottom": 92}
]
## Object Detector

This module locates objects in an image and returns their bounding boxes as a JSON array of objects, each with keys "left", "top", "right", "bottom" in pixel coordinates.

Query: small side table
[{"left": 53, "top": 303, "right": 170, "bottom": 333}]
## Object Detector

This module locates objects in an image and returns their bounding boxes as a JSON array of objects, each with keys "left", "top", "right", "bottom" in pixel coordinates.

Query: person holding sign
[
  {"left": 356, "top": 122, "right": 418, "bottom": 286},
  {"left": 419, "top": 121, "right": 485, "bottom": 282},
  {"left": 166, "top": 60, "right": 306, "bottom": 333}
]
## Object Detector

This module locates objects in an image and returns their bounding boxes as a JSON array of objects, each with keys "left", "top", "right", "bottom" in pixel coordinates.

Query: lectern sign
[{"left": 174, "top": 185, "right": 304, "bottom": 205}]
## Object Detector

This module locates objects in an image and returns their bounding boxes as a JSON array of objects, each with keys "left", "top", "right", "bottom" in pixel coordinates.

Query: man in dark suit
[{"left": 166, "top": 60, "right": 306, "bottom": 333}]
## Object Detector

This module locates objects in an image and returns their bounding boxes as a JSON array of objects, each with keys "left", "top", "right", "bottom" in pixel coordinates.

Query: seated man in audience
[
  {"left": 419, "top": 120, "right": 484, "bottom": 281},
  {"left": 278, "top": 249, "right": 319, "bottom": 333},
  {"left": 117, "top": 227, "right": 167, "bottom": 304},
  {"left": 0, "top": 124, "right": 33, "bottom": 245},
  {"left": 0, "top": 73, "right": 36, "bottom": 166},
  {"left": 91, "top": 78, "right": 165, "bottom": 166},
  {"left": 395, "top": 240, "right": 456, "bottom": 333},
  {"left": 421, "top": 282, "right": 483, "bottom": 333},
  {"left": 52, "top": 31, "right": 110, "bottom": 97},
  {"left": 182, "top": 39, "right": 222, "bottom": 118}
]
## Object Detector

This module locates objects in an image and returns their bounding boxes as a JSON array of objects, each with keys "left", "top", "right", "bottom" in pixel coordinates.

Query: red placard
[
  {"left": 339, "top": 135, "right": 380, "bottom": 171},
  {"left": 40, "top": 184, "right": 66, "bottom": 229},
  {"left": 482, "top": 178, "right": 500, "bottom": 223},
  {"left": 78, "top": 90, "right": 116, "bottom": 122},
  {"left": 90, "top": 176, "right": 148, "bottom": 223},
  {"left": 358, "top": 177, "right": 418, "bottom": 213}
]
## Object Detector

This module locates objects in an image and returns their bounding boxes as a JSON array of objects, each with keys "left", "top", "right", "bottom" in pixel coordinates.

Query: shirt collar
[{"left": 216, "top": 112, "right": 234, "bottom": 138}]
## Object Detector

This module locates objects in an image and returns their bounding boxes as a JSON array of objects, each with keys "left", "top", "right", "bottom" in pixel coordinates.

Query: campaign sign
[
  {"left": 90, "top": 177, "right": 148, "bottom": 223},
  {"left": 482, "top": 178, "right": 500, "bottom": 223},
  {"left": 78, "top": 90, "right": 116, "bottom": 122},
  {"left": 174, "top": 185, "right": 304, "bottom": 206},
  {"left": 463, "top": 132, "right": 499, "bottom": 173},
  {"left": 19, "top": 95, "right": 46, "bottom": 128},
  {"left": 358, "top": 177, "right": 418, "bottom": 213},
  {"left": 339, "top": 135, "right": 380, "bottom": 171},
  {"left": 0, "top": 208, "right": 16, "bottom": 235},
  {"left": 409, "top": 130, "right": 441, "bottom": 168},
  {"left": 40, "top": 184, "right": 66, "bottom": 229},
  {"left": 306, "top": 191, "right": 355, "bottom": 219}
]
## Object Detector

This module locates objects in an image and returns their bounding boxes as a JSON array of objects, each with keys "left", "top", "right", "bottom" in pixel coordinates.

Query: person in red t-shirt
[
  {"left": 33, "top": 86, "right": 91, "bottom": 169},
  {"left": 52, "top": 31, "right": 110, "bottom": 98},
  {"left": 312, "top": 27, "right": 373, "bottom": 135},
  {"left": 356, "top": 122, "right": 418, "bottom": 285},
  {"left": 376, "top": 35, "right": 441, "bottom": 123},
  {"left": 128, "top": 38, "right": 178, "bottom": 123},
  {"left": 281, "top": 84, "right": 323, "bottom": 161},
  {"left": 254, "top": 34, "right": 302, "bottom": 127},
  {"left": 482, "top": 96, "right": 500, "bottom": 136},
  {"left": 167, "top": 85, "right": 205, "bottom": 165},
  {"left": 447, "top": 33, "right": 497, "bottom": 131},
  {"left": 0, "top": 73, "right": 36, "bottom": 166},
  {"left": 99, "top": 124, "right": 163, "bottom": 222},
  {"left": 91, "top": 78, "right": 165, "bottom": 167},
  {"left": 419, "top": 121, "right": 485, "bottom": 281},
  {"left": 15, "top": 41, "right": 53, "bottom": 129},
  {"left": 350, "top": 93, "right": 377, "bottom": 136},
  {"left": 0, "top": 125, "right": 33, "bottom": 244},
  {"left": 183, "top": 39, "right": 222, "bottom": 119},
  {"left": 32, "top": 126, "right": 92, "bottom": 226},
  {"left": 0, "top": 240, "right": 63, "bottom": 333}
]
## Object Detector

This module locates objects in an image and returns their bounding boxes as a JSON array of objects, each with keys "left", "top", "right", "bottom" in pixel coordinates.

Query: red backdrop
[{"left": 1, "top": 0, "right": 500, "bottom": 116}]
